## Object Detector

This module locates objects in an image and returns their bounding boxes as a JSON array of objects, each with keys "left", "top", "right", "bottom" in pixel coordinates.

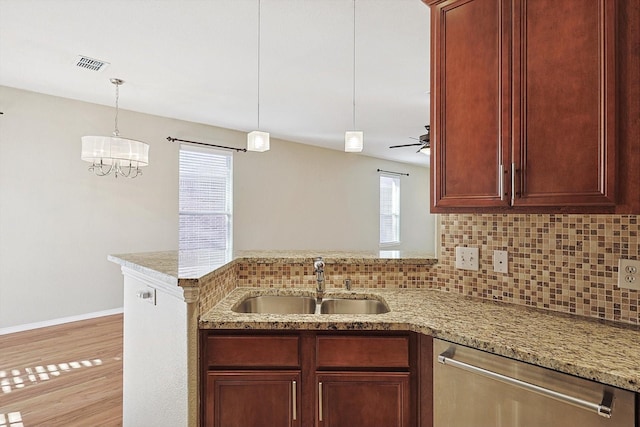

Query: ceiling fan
[{"left": 389, "top": 125, "right": 430, "bottom": 154}]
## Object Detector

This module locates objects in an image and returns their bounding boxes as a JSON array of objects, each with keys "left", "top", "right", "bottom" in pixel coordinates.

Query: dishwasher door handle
[{"left": 438, "top": 352, "right": 613, "bottom": 418}]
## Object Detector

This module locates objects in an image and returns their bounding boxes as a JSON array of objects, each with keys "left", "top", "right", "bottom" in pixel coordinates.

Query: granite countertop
[
  {"left": 200, "top": 287, "right": 640, "bottom": 393},
  {"left": 108, "top": 249, "right": 437, "bottom": 284}
]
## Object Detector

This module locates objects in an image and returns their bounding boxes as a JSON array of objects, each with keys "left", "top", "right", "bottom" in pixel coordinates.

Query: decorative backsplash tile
[
  {"left": 433, "top": 214, "right": 639, "bottom": 325},
  {"left": 198, "top": 262, "right": 237, "bottom": 316},
  {"left": 198, "top": 214, "right": 639, "bottom": 326}
]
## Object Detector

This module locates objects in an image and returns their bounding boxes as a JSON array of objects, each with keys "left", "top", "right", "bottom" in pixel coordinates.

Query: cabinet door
[
  {"left": 430, "top": 0, "right": 511, "bottom": 210},
  {"left": 316, "top": 372, "right": 410, "bottom": 427},
  {"left": 511, "top": 0, "right": 616, "bottom": 207},
  {"left": 205, "top": 371, "right": 300, "bottom": 427}
]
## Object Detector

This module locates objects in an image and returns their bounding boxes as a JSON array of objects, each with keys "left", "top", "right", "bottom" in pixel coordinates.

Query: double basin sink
[{"left": 233, "top": 294, "right": 389, "bottom": 315}]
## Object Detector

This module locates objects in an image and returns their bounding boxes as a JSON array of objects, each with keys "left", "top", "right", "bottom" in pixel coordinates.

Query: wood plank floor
[{"left": 0, "top": 314, "right": 123, "bottom": 426}]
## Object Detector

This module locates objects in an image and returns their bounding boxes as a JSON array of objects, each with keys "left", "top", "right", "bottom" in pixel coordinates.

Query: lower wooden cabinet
[
  {"left": 205, "top": 371, "right": 300, "bottom": 427},
  {"left": 317, "top": 372, "right": 410, "bottom": 427},
  {"left": 201, "top": 331, "right": 431, "bottom": 427}
]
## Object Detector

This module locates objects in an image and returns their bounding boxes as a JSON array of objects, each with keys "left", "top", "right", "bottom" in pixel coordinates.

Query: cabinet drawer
[
  {"left": 207, "top": 335, "right": 300, "bottom": 368},
  {"left": 316, "top": 335, "right": 409, "bottom": 368}
]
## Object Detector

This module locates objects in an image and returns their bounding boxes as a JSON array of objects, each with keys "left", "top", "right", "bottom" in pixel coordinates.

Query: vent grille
[{"left": 74, "top": 55, "right": 110, "bottom": 72}]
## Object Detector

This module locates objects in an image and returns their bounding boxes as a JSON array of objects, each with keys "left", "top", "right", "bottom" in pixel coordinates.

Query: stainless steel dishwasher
[{"left": 433, "top": 338, "right": 636, "bottom": 427}]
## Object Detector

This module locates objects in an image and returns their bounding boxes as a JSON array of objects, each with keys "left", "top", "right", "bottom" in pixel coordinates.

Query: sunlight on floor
[
  {"left": 0, "top": 411, "right": 24, "bottom": 427},
  {"left": 0, "top": 359, "right": 103, "bottom": 394}
]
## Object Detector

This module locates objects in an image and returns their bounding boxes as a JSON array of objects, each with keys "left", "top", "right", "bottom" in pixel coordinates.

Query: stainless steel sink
[
  {"left": 320, "top": 298, "right": 389, "bottom": 314},
  {"left": 233, "top": 294, "right": 390, "bottom": 315},
  {"left": 233, "top": 295, "right": 317, "bottom": 314}
]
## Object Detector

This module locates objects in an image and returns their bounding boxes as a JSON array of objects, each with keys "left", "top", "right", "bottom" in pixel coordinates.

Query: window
[
  {"left": 179, "top": 145, "right": 233, "bottom": 266},
  {"left": 380, "top": 175, "right": 400, "bottom": 246}
]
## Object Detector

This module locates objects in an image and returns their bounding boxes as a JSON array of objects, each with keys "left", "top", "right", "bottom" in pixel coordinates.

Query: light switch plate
[
  {"left": 618, "top": 259, "right": 640, "bottom": 290},
  {"left": 493, "top": 250, "right": 508, "bottom": 273},
  {"left": 455, "top": 246, "right": 479, "bottom": 271}
]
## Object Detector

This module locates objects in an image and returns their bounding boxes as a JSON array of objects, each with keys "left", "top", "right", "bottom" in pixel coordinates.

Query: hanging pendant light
[
  {"left": 247, "top": 0, "right": 270, "bottom": 152},
  {"left": 345, "top": 0, "right": 363, "bottom": 153},
  {"left": 81, "top": 78, "right": 149, "bottom": 178}
]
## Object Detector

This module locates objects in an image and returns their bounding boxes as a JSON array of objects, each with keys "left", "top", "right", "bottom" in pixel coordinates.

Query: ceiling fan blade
[{"left": 389, "top": 143, "right": 424, "bottom": 148}]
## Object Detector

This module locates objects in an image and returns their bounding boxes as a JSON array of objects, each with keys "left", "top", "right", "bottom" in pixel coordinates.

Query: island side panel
[{"left": 122, "top": 270, "right": 189, "bottom": 427}]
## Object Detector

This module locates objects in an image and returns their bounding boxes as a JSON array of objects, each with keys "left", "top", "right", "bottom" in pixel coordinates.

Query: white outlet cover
[
  {"left": 455, "top": 246, "right": 479, "bottom": 271},
  {"left": 618, "top": 258, "right": 640, "bottom": 290},
  {"left": 493, "top": 250, "right": 508, "bottom": 273}
]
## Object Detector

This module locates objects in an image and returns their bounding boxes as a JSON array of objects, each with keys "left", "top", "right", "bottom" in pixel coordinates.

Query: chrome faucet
[{"left": 314, "top": 257, "right": 325, "bottom": 301}]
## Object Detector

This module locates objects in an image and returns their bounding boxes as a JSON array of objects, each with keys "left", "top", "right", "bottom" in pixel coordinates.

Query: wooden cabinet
[
  {"left": 201, "top": 331, "right": 429, "bottom": 427},
  {"left": 425, "top": 0, "right": 638, "bottom": 213},
  {"left": 202, "top": 334, "right": 301, "bottom": 427},
  {"left": 316, "top": 372, "right": 410, "bottom": 427},
  {"left": 206, "top": 371, "right": 300, "bottom": 427},
  {"left": 429, "top": 0, "right": 510, "bottom": 210},
  {"left": 315, "top": 335, "right": 412, "bottom": 427}
]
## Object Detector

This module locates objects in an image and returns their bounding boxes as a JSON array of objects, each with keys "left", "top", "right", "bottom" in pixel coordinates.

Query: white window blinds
[
  {"left": 380, "top": 175, "right": 400, "bottom": 245},
  {"left": 179, "top": 146, "right": 233, "bottom": 262}
]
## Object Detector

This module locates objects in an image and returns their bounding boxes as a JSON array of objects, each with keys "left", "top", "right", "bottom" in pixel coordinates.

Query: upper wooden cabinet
[
  {"left": 425, "top": 0, "right": 639, "bottom": 213},
  {"left": 430, "top": 0, "right": 510, "bottom": 210}
]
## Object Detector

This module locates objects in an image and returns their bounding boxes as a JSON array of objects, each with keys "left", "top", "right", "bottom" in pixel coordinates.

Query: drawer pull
[
  {"left": 318, "top": 381, "right": 323, "bottom": 421},
  {"left": 292, "top": 381, "right": 297, "bottom": 421}
]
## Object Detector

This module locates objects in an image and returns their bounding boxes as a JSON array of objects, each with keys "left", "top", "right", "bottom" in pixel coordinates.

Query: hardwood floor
[{"left": 0, "top": 314, "right": 123, "bottom": 426}]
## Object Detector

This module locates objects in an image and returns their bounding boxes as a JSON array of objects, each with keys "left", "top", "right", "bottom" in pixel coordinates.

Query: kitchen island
[{"left": 110, "top": 250, "right": 640, "bottom": 426}]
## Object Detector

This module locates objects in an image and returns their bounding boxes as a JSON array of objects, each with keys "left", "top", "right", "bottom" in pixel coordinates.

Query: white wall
[
  {"left": 0, "top": 86, "right": 432, "bottom": 329},
  {"left": 234, "top": 139, "right": 432, "bottom": 252}
]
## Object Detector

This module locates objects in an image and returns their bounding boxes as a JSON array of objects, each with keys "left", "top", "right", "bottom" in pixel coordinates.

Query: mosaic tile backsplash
[
  {"left": 225, "top": 214, "right": 639, "bottom": 325},
  {"left": 434, "top": 214, "right": 639, "bottom": 325}
]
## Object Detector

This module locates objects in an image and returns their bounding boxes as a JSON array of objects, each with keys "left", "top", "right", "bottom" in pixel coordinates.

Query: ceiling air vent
[{"left": 74, "top": 55, "right": 110, "bottom": 72}]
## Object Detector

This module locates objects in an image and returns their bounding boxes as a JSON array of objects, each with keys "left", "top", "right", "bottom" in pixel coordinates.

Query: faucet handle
[{"left": 314, "top": 257, "right": 325, "bottom": 271}]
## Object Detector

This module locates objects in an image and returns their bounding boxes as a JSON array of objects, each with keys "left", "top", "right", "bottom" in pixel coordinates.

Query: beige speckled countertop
[
  {"left": 108, "top": 249, "right": 437, "bottom": 285},
  {"left": 200, "top": 287, "right": 640, "bottom": 393},
  {"left": 109, "top": 250, "right": 639, "bottom": 393}
]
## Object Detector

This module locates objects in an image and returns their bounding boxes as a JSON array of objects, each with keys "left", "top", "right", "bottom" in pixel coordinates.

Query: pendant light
[
  {"left": 345, "top": 0, "right": 363, "bottom": 153},
  {"left": 81, "top": 78, "right": 149, "bottom": 178},
  {"left": 247, "top": 0, "right": 270, "bottom": 152}
]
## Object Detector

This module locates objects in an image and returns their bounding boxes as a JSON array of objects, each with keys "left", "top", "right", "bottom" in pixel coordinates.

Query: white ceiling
[{"left": 0, "top": 0, "right": 431, "bottom": 167}]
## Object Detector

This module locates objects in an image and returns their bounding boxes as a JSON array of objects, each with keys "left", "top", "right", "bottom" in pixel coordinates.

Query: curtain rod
[
  {"left": 377, "top": 168, "right": 409, "bottom": 177},
  {"left": 166, "top": 136, "right": 247, "bottom": 152}
]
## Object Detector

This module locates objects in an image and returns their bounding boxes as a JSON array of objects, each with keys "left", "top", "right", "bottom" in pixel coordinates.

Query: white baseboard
[{"left": 0, "top": 307, "right": 124, "bottom": 335}]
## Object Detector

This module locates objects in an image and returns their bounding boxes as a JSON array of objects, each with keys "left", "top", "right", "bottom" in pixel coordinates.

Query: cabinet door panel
[
  {"left": 317, "top": 372, "right": 410, "bottom": 427},
  {"left": 513, "top": 0, "right": 616, "bottom": 206},
  {"left": 431, "top": 0, "right": 510, "bottom": 209},
  {"left": 205, "top": 371, "right": 300, "bottom": 427}
]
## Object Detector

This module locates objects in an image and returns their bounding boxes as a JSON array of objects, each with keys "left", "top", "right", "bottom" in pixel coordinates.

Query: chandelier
[{"left": 81, "top": 78, "right": 149, "bottom": 178}]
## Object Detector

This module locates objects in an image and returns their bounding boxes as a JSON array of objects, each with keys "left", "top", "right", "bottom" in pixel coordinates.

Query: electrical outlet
[
  {"left": 455, "top": 246, "right": 479, "bottom": 271},
  {"left": 618, "top": 259, "right": 640, "bottom": 290},
  {"left": 493, "top": 250, "right": 508, "bottom": 273}
]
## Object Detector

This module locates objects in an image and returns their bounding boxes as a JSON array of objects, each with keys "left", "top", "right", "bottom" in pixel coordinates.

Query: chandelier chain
[
  {"left": 111, "top": 79, "right": 123, "bottom": 136},
  {"left": 114, "top": 81, "right": 120, "bottom": 136}
]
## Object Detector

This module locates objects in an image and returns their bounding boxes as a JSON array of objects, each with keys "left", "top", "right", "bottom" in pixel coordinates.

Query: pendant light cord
[
  {"left": 257, "top": 0, "right": 262, "bottom": 130},
  {"left": 352, "top": 0, "right": 356, "bottom": 130}
]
